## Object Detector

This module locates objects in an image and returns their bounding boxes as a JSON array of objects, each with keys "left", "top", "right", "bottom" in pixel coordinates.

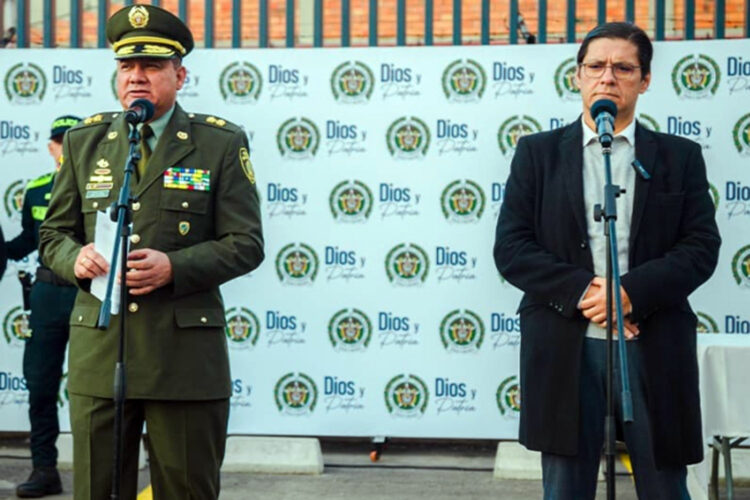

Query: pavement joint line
[{"left": 325, "top": 463, "right": 494, "bottom": 471}]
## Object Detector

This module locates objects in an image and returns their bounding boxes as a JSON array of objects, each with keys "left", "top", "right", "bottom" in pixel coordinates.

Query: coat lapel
[
  {"left": 630, "top": 123, "right": 657, "bottom": 247},
  {"left": 559, "top": 120, "right": 588, "bottom": 238},
  {"left": 136, "top": 104, "right": 196, "bottom": 196}
]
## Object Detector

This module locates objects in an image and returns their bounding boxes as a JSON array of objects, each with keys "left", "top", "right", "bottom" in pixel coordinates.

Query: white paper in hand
[{"left": 90, "top": 210, "right": 130, "bottom": 315}]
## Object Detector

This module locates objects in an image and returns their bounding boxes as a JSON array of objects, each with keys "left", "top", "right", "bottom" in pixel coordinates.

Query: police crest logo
[
  {"left": 708, "top": 182, "right": 720, "bottom": 211},
  {"left": 439, "top": 309, "right": 484, "bottom": 353},
  {"left": 274, "top": 372, "right": 318, "bottom": 415},
  {"left": 328, "top": 308, "right": 372, "bottom": 352},
  {"left": 128, "top": 5, "right": 150, "bottom": 28},
  {"left": 277, "top": 117, "right": 320, "bottom": 159},
  {"left": 4, "top": 180, "right": 26, "bottom": 218},
  {"left": 731, "top": 244, "right": 750, "bottom": 288},
  {"left": 386, "top": 117, "right": 430, "bottom": 159},
  {"left": 442, "top": 59, "right": 486, "bottom": 102},
  {"left": 732, "top": 113, "right": 750, "bottom": 156},
  {"left": 672, "top": 54, "right": 721, "bottom": 98},
  {"left": 219, "top": 62, "right": 263, "bottom": 103},
  {"left": 637, "top": 113, "right": 661, "bottom": 132},
  {"left": 496, "top": 376, "right": 521, "bottom": 416},
  {"left": 4, "top": 63, "right": 47, "bottom": 104},
  {"left": 441, "top": 179, "right": 485, "bottom": 223},
  {"left": 110, "top": 69, "right": 118, "bottom": 101},
  {"left": 276, "top": 243, "right": 319, "bottom": 285},
  {"left": 3, "top": 306, "right": 31, "bottom": 346},
  {"left": 554, "top": 57, "right": 580, "bottom": 100},
  {"left": 384, "top": 374, "right": 429, "bottom": 417},
  {"left": 331, "top": 61, "right": 375, "bottom": 103},
  {"left": 696, "top": 312, "right": 719, "bottom": 334},
  {"left": 57, "top": 372, "right": 69, "bottom": 408},
  {"left": 497, "top": 115, "right": 542, "bottom": 155},
  {"left": 329, "top": 180, "right": 373, "bottom": 223},
  {"left": 385, "top": 243, "right": 429, "bottom": 286},
  {"left": 224, "top": 307, "right": 261, "bottom": 348}
]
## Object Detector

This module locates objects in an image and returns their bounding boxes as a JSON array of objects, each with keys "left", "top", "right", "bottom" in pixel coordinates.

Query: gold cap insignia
[
  {"left": 128, "top": 6, "right": 149, "bottom": 29},
  {"left": 238, "top": 147, "right": 255, "bottom": 184},
  {"left": 176, "top": 131, "right": 188, "bottom": 140},
  {"left": 83, "top": 114, "right": 103, "bottom": 125},
  {"left": 178, "top": 221, "right": 190, "bottom": 236}
]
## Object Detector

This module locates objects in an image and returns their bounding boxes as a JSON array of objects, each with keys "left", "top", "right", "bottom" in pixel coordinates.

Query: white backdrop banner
[{"left": 1, "top": 39, "right": 749, "bottom": 438}]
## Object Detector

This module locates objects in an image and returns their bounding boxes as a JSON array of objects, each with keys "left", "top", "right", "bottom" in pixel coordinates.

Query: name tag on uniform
[
  {"left": 86, "top": 190, "right": 111, "bottom": 199},
  {"left": 164, "top": 167, "right": 210, "bottom": 192}
]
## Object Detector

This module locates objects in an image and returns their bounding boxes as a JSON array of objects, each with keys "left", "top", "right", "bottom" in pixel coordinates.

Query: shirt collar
[
  {"left": 581, "top": 115, "right": 636, "bottom": 147},
  {"left": 139, "top": 104, "right": 176, "bottom": 144}
]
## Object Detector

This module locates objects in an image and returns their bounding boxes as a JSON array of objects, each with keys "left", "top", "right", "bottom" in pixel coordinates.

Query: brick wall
[{"left": 21, "top": 0, "right": 749, "bottom": 48}]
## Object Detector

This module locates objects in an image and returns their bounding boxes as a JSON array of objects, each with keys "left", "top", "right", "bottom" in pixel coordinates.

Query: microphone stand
[
  {"left": 97, "top": 122, "right": 140, "bottom": 500},
  {"left": 593, "top": 135, "right": 634, "bottom": 500}
]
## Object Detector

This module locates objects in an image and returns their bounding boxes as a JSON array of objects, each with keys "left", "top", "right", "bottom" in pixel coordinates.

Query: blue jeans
[{"left": 541, "top": 338, "right": 690, "bottom": 500}]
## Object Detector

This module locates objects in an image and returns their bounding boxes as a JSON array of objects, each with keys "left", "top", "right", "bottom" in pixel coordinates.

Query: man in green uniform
[
  {"left": 7, "top": 115, "right": 81, "bottom": 498},
  {"left": 39, "top": 5, "right": 264, "bottom": 499}
]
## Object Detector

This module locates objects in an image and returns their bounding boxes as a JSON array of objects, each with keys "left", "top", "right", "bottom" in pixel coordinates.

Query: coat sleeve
[
  {"left": 39, "top": 132, "right": 87, "bottom": 288},
  {"left": 167, "top": 129, "right": 264, "bottom": 297},
  {"left": 494, "top": 136, "right": 593, "bottom": 317},
  {"left": 6, "top": 189, "right": 37, "bottom": 260},
  {"left": 620, "top": 143, "right": 721, "bottom": 322},
  {"left": 0, "top": 225, "right": 6, "bottom": 279}
]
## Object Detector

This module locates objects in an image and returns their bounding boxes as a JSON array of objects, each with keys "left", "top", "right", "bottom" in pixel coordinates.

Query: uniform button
[
  {"left": 77, "top": 315, "right": 83, "bottom": 322},
  {"left": 580, "top": 241, "right": 587, "bottom": 249},
  {"left": 130, "top": 234, "right": 141, "bottom": 244},
  {"left": 182, "top": 201, "right": 189, "bottom": 209},
  {"left": 128, "top": 302, "right": 139, "bottom": 313},
  {"left": 92, "top": 202, "right": 99, "bottom": 209},
  {"left": 200, "top": 316, "right": 208, "bottom": 324},
  {"left": 132, "top": 202, "right": 141, "bottom": 211}
]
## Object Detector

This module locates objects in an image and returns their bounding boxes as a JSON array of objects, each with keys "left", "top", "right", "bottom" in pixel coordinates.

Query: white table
[{"left": 688, "top": 335, "right": 750, "bottom": 500}]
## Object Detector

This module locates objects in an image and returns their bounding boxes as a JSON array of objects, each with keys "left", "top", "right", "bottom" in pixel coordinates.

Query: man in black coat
[
  {"left": 0, "top": 225, "right": 6, "bottom": 279},
  {"left": 494, "top": 22, "right": 720, "bottom": 499}
]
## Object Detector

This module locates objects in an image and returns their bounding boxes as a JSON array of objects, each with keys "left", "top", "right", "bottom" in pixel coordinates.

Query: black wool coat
[{"left": 494, "top": 120, "right": 721, "bottom": 468}]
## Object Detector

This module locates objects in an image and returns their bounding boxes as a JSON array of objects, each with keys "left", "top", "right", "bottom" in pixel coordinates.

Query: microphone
[
  {"left": 123, "top": 98, "right": 155, "bottom": 125},
  {"left": 590, "top": 99, "right": 617, "bottom": 148}
]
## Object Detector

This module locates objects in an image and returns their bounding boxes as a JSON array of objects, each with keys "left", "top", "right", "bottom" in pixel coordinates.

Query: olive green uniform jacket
[{"left": 39, "top": 104, "right": 264, "bottom": 400}]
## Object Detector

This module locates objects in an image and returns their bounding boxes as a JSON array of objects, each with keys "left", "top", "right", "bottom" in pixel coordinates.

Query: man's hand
[
  {"left": 579, "top": 276, "right": 638, "bottom": 338},
  {"left": 74, "top": 243, "right": 109, "bottom": 279},
  {"left": 125, "top": 249, "right": 173, "bottom": 296}
]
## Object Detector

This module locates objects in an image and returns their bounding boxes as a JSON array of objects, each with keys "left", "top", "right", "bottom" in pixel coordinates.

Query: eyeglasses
[{"left": 579, "top": 62, "right": 641, "bottom": 80}]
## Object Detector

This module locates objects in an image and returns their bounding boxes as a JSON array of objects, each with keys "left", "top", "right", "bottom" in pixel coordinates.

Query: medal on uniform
[{"left": 178, "top": 221, "right": 191, "bottom": 235}]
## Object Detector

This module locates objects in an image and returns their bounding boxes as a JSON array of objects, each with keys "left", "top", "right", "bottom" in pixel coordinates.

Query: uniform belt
[{"left": 35, "top": 267, "right": 75, "bottom": 287}]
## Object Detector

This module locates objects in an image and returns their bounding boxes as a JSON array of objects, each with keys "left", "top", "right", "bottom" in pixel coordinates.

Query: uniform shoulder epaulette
[
  {"left": 25, "top": 172, "right": 55, "bottom": 190},
  {"left": 188, "top": 112, "right": 240, "bottom": 133},
  {"left": 76, "top": 112, "right": 118, "bottom": 128}
]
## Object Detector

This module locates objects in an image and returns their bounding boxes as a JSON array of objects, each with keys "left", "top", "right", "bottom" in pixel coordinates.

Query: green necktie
[{"left": 137, "top": 124, "right": 153, "bottom": 180}]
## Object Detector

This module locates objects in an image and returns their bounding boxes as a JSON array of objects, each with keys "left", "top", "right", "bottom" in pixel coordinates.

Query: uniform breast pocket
[{"left": 158, "top": 190, "right": 212, "bottom": 250}]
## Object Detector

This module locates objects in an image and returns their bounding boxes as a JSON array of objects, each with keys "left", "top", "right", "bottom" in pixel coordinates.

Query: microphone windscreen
[
  {"left": 131, "top": 98, "right": 155, "bottom": 122},
  {"left": 590, "top": 99, "right": 617, "bottom": 121}
]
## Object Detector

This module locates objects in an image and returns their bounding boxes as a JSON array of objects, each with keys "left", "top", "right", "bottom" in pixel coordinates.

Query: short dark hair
[{"left": 576, "top": 22, "right": 653, "bottom": 79}]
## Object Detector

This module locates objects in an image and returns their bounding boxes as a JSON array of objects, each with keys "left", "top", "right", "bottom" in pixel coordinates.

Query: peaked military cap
[
  {"left": 49, "top": 115, "right": 82, "bottom": 139},
  {"left": 106, "top": 5, "right": 194, "bottom": 60}
]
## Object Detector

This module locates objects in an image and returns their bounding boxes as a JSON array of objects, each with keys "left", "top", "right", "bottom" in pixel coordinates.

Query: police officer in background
[
  {"left": 39, "top": 5, "right": 263, "bottom": 499},
  {"left": 7, "top": 115, "right": 81, "bottom": 498}
]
